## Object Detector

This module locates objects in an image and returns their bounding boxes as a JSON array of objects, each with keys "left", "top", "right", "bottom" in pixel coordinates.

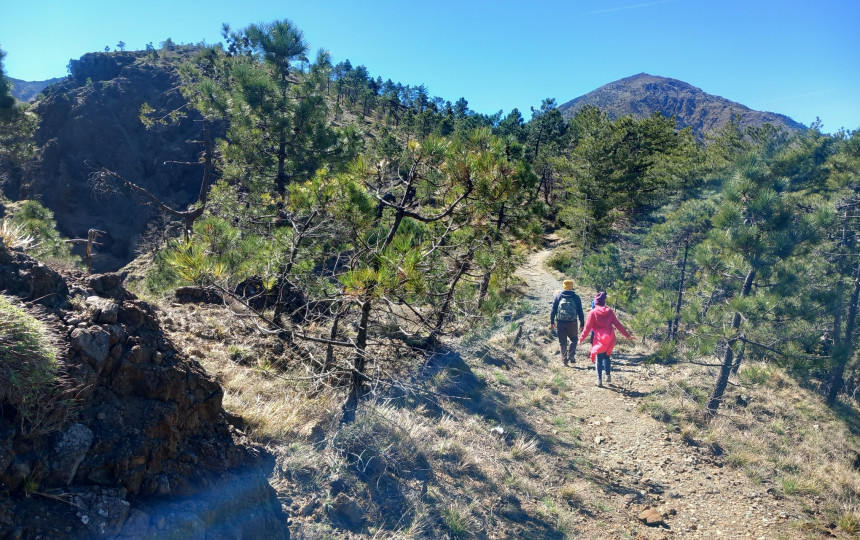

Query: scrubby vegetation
[
  {"left": 0, "top": 294, "right": 68, "bottom": 434},
  {"left": 3, "top": 200, "right": 79, "bottom": 265},
  {"left": 3, "top": 16, "right": 860, "bottom": 538}
]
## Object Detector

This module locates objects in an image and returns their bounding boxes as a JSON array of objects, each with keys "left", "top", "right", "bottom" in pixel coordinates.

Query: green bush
[
  {"left": 7, "top": 200, "right": 78, "bottom": 264},
  {"left": 545, "top": 249, "right": 574, "bottom": 274},
  {"left": 0, "top": 294, "right": 68, "bottom": 433}
]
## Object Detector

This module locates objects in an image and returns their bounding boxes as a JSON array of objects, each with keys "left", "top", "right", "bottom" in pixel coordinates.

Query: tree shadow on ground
[
  {"left": 412, "top": 348, "right": 577, "bottom": 448},
  {"left": 832, "top": 400, "right": 860, "bottom": 441}
]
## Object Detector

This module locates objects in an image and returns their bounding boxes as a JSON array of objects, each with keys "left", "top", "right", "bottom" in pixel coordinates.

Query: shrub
[
  {"left": 6, "top": 200, "right": 77, "bottom": 264},
  {"left": 441, "top": 504, "right": 471, "bottom": 538},
  {"left": 546, "top": 249, "right": 574, "bottom": 274},
  {"left": 0, "top": 294, "right": 69, "bottom": 433},
  {"left": 0, "top": 218, "right": 35, "bottom": 249}
]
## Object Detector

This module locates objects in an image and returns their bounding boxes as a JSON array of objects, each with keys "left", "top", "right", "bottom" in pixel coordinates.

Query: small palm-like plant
[{"left": 0, "top": 218, "right": 36, "bottom": 250}]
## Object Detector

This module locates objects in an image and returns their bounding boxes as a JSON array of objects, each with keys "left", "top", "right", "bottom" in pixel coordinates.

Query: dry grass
[{"left": 650, "top": 360, "right": 860, "bottom": 524}]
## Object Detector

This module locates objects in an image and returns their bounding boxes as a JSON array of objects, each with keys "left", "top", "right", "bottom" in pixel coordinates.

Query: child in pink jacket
[{"left": 578, "top": 291, "right": 633, "bottom": 386}]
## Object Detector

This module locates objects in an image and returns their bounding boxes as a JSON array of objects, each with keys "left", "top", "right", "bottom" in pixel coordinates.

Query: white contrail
[
  {"left": 760, "top": 89, "right": 838, "bottom": 104},
  {"left": 583, "top": 0, "right": 680, "bottom": 15}
]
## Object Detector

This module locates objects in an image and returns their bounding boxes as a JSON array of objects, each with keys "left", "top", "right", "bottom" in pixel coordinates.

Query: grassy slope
[{"left": 151, "top": 245, "right": 860, "bottom": 539}]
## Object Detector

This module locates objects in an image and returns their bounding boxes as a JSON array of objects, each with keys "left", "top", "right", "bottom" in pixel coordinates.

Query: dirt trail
[{"left": 511, "top": 246, "right": 807, "bottom": 539}]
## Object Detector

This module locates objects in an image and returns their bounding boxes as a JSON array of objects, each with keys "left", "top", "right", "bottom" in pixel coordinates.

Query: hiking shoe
[
  {"left": 606, "top": 373, "right": 612, "bottom": 383},
  {"left": 596, "top": 379, "right": 602, "bottom": 387}
]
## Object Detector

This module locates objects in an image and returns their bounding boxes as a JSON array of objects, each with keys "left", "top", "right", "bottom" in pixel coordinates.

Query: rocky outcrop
[
  {"left": 15, "top": 50, "right": 208, "bottom": 272},
  {"left": 0, "top": 245, "right": 290, "bottom": 539},
  {"left": 558, "top": 73, "right": 805, "bottom": 139}
]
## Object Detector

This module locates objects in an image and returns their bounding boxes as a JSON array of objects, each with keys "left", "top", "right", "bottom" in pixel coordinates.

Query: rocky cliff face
[
  {"left": 0, "top": 244, "right": 289, "bottom": 539},
  {"left": 17, "top": 51, "right": 205, "bottom": 272},
  {"left": 558, "top": 73, "right": 805, "bottom": 139}
]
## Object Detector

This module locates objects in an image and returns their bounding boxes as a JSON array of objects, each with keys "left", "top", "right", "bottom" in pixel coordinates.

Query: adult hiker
[
  {"left": 549, "top": 279, "right": 585, "bottom": 366},
  {"left": 578, "top": 291, "right": 633, "bottom": 386}
]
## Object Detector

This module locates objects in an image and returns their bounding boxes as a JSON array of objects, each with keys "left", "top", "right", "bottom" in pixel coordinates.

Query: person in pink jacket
[{"left": 578, "top": 291, "right": 633, "bottom": 386}]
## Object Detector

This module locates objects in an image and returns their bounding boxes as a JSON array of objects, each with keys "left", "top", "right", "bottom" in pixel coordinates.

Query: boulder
[
  {"left": 175, "top": 286, "right": 223, "bottom": 305},
  {"left": 117, "top": 508, "right": 150, "bottom": 538},
  {"left": 45, "top": 423, "right": 94, "bottom": 486},
  {"left": 71, "top": 326, "right": 110, "bottom": 372},
  {"left": 70, "top": 487, "right": 131, "bottom": 539},
  {"left": 86, "top": 295, "right": 119, "bottom": 324},
  {"left": 28, "top": 263, "right": 69, "bottom": 306}
]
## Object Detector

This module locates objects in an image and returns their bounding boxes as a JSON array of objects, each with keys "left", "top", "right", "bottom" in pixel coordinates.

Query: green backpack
[{"left": 557, "top": 294, "right": 578, "bottom": 322}]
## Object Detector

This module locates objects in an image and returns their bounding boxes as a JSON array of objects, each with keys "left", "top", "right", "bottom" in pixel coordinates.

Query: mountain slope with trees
[
  {"left": 2, "top": 22, "right": 860, "bottom": 539},
  {"left": 557, "top": 73, "right": 806, "bottom": 139},
  {"left": 8, "top": 76, "right": 64, "bottom": 103}
]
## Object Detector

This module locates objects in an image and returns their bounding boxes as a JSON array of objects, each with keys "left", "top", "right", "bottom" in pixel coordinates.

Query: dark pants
[
  {"left": 596, "top": 352, "right": 611, "bottom": 381},
  {"left": 556, "top": 320, "right": 579, "bottom": 364}
]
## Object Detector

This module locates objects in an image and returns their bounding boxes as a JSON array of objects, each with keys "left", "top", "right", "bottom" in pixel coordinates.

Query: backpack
[{"left": 557, "top": 294, "right": 578, "bottom": 322}]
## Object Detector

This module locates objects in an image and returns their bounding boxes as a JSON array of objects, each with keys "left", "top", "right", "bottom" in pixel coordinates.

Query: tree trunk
[
  {"left": 827, "top": 260, "right": 860, "bottom": 404},
  {"left": 429, "top": 250, "right": 472, "bottom": 345},
  {"left": 730, "top": 341, "right": 746, "bottom": 375},
  {"left": 707, "top": 267, "right": 756, "bottom": 416},
  {"left": 276, "top": 134, "right": 288, "bottom": 196},
  {"left": 323, "top": 307, "right": 342, "bottom": 373},
  {"left": 342, "top": 299, "right": 372, "bottom": 423},
  {"left": 671, "top": 239, "right": 690, "bottom": 342}
]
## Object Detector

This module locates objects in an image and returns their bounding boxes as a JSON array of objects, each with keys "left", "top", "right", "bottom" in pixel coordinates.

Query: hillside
[
  {"left": 114, "top": 241, "right": 860, "bottom": 538},
  {"left": 3, "top": 19, "right": 860, "bottom": 540},
  {"left": 0, "top": 245, "right": 289, "bottom": 539},
  {"left": 7, "top": 50, "right": 208, "bottom": 273},
  {"left": 557, "top": 73, "right": 805, "bottom": 138},
  {"left": 8, "top": 76, "right": 64, "bottom": 103}
]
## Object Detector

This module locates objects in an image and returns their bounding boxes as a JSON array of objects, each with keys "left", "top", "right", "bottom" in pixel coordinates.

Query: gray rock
[
  {"left": 71, "top": 326, "right": 110, "bottom": 371},
  {"left": 117, "top": 508, "right": 150, "bottom": 538},
  {"left": 327, "top": 493, "right": 363, "bottom": 530},
  {"left": 162, "top": 511, "right": 205, "bottom": 540},
  {"left": 28, "top": 263, "right": 69, "bottom": 305},
  {"left": 46, "top": 423, "right": 94, "bottom": 486},
  {"left": 86, "top": 296, "right": 119, "bottom": 324},
  {"left": 3, "top": 457, "right": 30, "bottom": 492},
  {"left": 71, "top": 487, "right": 131, "bottom": 539}
]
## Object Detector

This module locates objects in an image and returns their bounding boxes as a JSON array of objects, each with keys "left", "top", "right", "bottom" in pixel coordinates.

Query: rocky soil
[
  {"left": 0, "top": 245, "right": 289, "bottom": 539},
  {"left": 505, "top": 246, "right": 824, "bottom": 539}
]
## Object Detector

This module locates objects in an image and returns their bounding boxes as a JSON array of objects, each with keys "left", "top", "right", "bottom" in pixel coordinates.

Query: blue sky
[{"left": 2, "top": 0, "right": 858, "bottom": 132}]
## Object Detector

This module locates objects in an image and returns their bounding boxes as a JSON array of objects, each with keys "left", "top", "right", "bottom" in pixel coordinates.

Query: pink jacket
[{"left": 578, "top": 306, "right": 632, "bottom": 361}]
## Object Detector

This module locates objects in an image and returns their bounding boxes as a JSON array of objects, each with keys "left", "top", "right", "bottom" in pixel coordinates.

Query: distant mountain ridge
[
  {"left": 557, "top": 73, "right": 805, "bottom": 138},
  {"left": 8, "top": 76, "right": 64, "bottom": 102}
]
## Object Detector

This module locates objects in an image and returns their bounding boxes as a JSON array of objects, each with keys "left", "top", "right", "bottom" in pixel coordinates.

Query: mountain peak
[{"left": 558, "top": 74, "right": 804, "bottom": 138}]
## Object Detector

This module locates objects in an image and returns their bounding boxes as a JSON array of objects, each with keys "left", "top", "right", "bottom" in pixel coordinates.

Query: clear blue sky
[{"left": 2, "top": 0, "right": 858, "bottom": 132}]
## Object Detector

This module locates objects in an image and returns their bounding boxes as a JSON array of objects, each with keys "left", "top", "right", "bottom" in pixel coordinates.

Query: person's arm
[
  {"left": 576, "top": 295, "right": 585, "bottom": 327},
  {"left": 550, "top": 292, "right": 560, "bottom": 326},
  {"left": 579, "top": 311, "right": 594, "bottom": 343},
  {"left": 611, "top": 311, "right": 633, "bottom": 339}
]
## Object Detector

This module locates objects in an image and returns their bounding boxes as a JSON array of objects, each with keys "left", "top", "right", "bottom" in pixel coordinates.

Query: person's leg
[
  {"left": 556, "top": 327, "right": 568, "bottom": 365},
  {"left": 558, "top": 322, "right": 576, "bottom": 365},
  {"left": 566, "top": 323, "right": 578, "bottom": 363},
  {"left": 596, "top": 352, "right": 607, "bottom": 385},
  {"left": 605, "top": 355, "right": 612, "bottom": 383}
]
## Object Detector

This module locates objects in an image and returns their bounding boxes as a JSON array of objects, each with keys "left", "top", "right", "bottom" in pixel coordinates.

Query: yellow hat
[{"left": 563, "top": 280, "right": 574, "bottom": 291}]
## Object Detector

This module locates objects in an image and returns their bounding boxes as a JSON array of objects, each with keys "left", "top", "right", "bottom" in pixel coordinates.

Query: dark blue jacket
[{"left": 551, "top": 290, "right": 584, "bottom": 326}]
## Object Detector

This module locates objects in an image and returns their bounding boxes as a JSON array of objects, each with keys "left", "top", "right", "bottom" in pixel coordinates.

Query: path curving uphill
[{"left": 504, "top": 245, "right": 809, "bottom": 539}]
